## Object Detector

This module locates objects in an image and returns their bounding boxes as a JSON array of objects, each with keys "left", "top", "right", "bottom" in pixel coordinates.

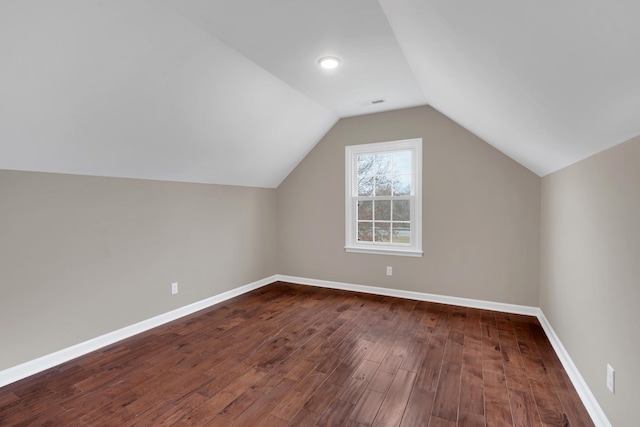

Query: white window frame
[{"left": 345, "top": 138, "right": 423, "bottom": 257}]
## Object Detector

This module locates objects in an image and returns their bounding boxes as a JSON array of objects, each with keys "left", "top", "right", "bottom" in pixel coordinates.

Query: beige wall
[
  {"left": 0, "top": 170, "right": 277, "bottom": 370},
  {"left": 540, "top": 136, "right": 640, "bottom": 426},
  {"left": 277, "top": 106, "right": 540, "bottom": 306}
]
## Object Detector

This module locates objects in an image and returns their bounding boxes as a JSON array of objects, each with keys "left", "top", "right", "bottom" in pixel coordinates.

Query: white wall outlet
[
  {"left": 606, "top": 364, "right": 615, "bottom": 393},
  {"left": 171, "top": 282, "right": 179, "bottom": 295},
  {"left": 386, "top": 266, "right": 392, "bottom": 276}
]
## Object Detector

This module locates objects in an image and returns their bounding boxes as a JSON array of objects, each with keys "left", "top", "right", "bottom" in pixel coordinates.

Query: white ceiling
[
  {"left": 380, "top": 0, "right": 640, "bottom": 175},
  {"left": 1, "top": 0, "right": 639, "bottom": 187}
]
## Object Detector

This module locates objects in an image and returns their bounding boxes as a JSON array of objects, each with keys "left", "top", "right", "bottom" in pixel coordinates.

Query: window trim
[{"left": 345, "top": 138, "right": 423, "bottom": 257}]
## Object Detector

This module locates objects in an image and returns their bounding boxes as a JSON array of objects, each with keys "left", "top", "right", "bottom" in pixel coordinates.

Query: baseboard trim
[
  {"left": 0, "top": 275, "right": 277, "bottom": 389},
  {"left": 276, "top": 274, "right": 540, "bottom": 316},
  {"left": 536, "top": 310, "right": 612, "bottom": 427},
  {"left": 276, "top": 274, "right": 611, "bottom": 427}
]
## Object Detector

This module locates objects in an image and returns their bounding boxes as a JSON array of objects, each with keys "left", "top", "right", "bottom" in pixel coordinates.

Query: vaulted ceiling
[{"left": 1, "top": 0, "right": 639, "bottom": 187}]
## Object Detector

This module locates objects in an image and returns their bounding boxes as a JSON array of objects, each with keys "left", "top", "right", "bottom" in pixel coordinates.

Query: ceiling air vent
[{"left": 356, "top": 98, "right": 386, "bottom": 106}]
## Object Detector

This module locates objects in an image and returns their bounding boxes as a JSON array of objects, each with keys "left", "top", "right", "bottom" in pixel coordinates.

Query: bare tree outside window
[{"left": 355, "top": 150, "right": 412, "bottom": 244}]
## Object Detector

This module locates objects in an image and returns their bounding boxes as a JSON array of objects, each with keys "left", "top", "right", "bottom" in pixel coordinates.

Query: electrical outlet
[
  {"left": 386, "top": 266, "right": 392, "bottom": 276},
  {"left": 606, "top": 364, "right": 615, "bottom": 393},
  {"left": 171, "top": 282, "right": 179, "bottom": 295}
]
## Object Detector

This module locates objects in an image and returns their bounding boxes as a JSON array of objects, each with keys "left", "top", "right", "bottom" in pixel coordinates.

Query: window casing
[{"left": 345, "top": 138, "right": 423, "bottom": 257}]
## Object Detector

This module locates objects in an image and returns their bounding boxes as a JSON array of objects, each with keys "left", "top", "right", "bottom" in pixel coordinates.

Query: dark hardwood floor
[{"left": 0, "top": 282, "right": 594, "bottom": 426}]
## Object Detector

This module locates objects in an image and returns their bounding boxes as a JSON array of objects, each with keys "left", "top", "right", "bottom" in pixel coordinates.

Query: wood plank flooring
[{"left": 0, "top": 282, "right": 594, "bottom": 426}]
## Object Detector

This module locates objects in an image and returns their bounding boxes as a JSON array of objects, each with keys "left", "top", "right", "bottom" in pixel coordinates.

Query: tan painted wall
[
  {"left": 0, "top": 170, "right": 277, "bottom": 370},
  {"left": 277, "top": 106, "right": 540, "bottom": 306},
  {"left": 540, "top": 136, "right": 640, "bottom": 426}
]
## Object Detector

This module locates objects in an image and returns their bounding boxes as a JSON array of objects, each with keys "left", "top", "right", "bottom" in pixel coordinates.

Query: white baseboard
[
  {"left": 276, "top": 274, "right": 611, "bottom": 427},
  {"left": 0, "top": 273, "right": 611, "bottom": 427},
  {"left": 0, "top": 275, "right": 277, "bottom": 389},
  {"left": 276, "top": 274, "right": 540, "bottom": 316},
  {"left": 536, "top": 311, "right": 612, "bottom": 427}
]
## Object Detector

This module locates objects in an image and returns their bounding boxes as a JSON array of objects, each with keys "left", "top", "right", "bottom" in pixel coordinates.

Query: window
[{"left": 345, "top": 138, "right": 422, "bottom": 257}]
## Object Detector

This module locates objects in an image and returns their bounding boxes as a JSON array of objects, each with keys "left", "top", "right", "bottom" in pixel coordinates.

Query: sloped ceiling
[
  {"left": 1, "top": 1, "right": 639, "bottom": 187},
  {"left": 380, "top": 0, "right": 640, "bottom": 175}
]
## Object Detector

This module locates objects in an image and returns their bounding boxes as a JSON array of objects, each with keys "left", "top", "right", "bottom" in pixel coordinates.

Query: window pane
[
  {"left": 392, "top": 222, "right": 411, "bottom": 244},
  {"left": 374, "top": 200, "right": 390, "bottom": 221},
  {"left": 374, "top": 175, "right": 392, "bottom": 196},
  {"left": 358, "top": 222, "right": 373, "bottom": 242},
  {"left": 358, "top": 176, "right": 373, "bottom": 196},
  {"left": 357, "top": 154, "right": 376, "bottom": 176},
  {"left": 393, "top": 174, "right": 411, "bottom": 196},
  {"left": 393, "top": 151, "right": 412, "bottom": 174},
  {"left": 358, "top": 201, "right": 373, "bottom": 220},
  {"left": 374, "top": 153, "right": 392, "bottom": 175},
  {"left": 374, "top": 222, "right": 390, "bottom": 242},
  {"left": 392, "top": 200, "right": 410, "bottom": 221}
]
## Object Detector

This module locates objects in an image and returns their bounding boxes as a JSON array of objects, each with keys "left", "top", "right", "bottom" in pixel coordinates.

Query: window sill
[{"left": 344, "top": 246, "right": 423, "bottom": 257}]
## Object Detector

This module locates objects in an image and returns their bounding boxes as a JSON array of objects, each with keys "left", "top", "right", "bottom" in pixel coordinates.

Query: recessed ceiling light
[{"left": 318, "top": 56, "right": 342, "bottom": 69}]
